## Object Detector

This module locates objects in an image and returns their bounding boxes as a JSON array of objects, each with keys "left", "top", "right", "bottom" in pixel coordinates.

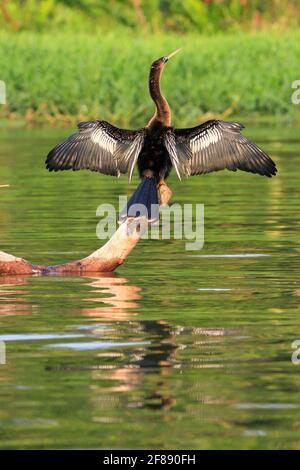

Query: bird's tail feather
[{"left": 119, "top": 176, "right": 159, "bottom": 223}]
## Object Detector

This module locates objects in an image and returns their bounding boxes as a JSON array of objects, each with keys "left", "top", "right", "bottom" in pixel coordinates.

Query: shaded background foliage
[{"left": 1, "top": 0, "right": 299, "bottom": 33}]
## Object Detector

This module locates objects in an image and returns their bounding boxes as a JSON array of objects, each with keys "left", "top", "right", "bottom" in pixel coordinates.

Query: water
[{"left": 0, "top": 122, "right": 299, "bottom": 449}]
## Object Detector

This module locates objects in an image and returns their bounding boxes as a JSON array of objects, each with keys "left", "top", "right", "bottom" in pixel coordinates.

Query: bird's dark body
[
  {"left": 45, "top": 49, "right": 277, "bottom": 222},
  {"left": 138, "top": 125, "right": 172, "bottom": 182}
]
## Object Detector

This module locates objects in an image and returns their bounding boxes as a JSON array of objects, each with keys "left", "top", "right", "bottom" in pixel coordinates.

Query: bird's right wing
[{"left": 45, "top": 120, "right": 145, "bottom": 180}]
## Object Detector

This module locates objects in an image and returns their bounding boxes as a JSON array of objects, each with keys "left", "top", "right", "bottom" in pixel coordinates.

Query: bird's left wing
[
  {"left": 164, "top": 120, "right": 277, "bottom": 179},
  {"left": 46, "top": 120, "right": 145, "bottom": 180}
]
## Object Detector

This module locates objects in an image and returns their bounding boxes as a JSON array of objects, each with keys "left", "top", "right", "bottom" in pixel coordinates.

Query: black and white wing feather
[
  {"left": 46, "top": 120, "right": 145, "bottom": 180},
  {"left": 164, "top": 120, "right": 277, "bottom": 179}
]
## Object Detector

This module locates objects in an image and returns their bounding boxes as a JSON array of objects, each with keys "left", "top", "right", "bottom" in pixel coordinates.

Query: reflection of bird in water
[
  {"left": 133, "top": 320, "right": 177, "bottom": 411},
  {"left": 81, "top": 275, "right": 178, "bottom": 411},
  {"left": 92, "top": 318, "right": 178, "bottom": 412},
  {"left": 46, "top": 49, "right": 277, "bottom": 222}
]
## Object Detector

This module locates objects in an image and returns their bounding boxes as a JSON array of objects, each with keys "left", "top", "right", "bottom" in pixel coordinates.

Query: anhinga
[{"left": 46, "top": 49, "right": 277, "bottom": 221}]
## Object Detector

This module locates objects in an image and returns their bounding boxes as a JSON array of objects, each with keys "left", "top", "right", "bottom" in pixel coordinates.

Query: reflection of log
[
  {"left": 0, "top": 273, "right": 141, "bottom": 318},
  {"left": 0, "top": 219, "right": 148, "bottom": 276},
  {"left": 81, "top": 274, "right": 141, "bottom": 320}
]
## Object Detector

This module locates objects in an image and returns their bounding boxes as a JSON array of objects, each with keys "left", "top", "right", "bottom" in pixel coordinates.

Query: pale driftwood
[{"left": 0, "top": 218, "right": 148, "bottom": 276}]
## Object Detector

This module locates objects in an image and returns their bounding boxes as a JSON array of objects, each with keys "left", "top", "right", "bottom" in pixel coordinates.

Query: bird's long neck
[{"left": 148, "top": 65, "right": 171, "bottom": 128}]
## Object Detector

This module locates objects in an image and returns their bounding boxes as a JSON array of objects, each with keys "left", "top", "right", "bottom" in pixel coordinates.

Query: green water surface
[{"left": 0, "top": 122, "right": 299, "bottom": 449}]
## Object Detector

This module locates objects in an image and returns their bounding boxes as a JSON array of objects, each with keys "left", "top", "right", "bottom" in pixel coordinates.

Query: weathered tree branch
[{"left": 0, "top": 219, "right": 148, "bottom": 276}]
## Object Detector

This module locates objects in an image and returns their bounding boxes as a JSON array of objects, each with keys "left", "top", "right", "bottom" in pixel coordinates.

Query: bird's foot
[{"left": 158, "top": 180, "right": 172, "bottom": 206}]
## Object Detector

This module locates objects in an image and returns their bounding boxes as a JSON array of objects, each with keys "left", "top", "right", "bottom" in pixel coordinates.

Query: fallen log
[{"left": 0, "top": 218, "right": 148, "bottom": 276}]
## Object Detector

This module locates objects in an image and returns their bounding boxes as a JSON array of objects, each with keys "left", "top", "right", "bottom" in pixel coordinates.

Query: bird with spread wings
[{"left": 46, "top": 49, "right": 276, "bottom": 221}]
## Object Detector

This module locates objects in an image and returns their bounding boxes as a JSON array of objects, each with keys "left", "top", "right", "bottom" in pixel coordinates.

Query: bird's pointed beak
[{"left": 166, "top": 48, "right": 182, "bottom": 60}]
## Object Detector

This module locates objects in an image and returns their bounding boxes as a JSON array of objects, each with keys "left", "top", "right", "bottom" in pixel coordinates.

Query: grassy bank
[{"left": 1, "top": 30, "right": 300, "bottom": 127}]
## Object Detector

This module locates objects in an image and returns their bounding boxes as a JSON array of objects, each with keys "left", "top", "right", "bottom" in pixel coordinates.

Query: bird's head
[{"left": 151, "top": 48, "right": 182, "bottom": 69}]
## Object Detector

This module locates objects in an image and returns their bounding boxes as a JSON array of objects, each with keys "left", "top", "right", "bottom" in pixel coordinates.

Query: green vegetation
[
  {"left": 0, "top": 30, "right": 299, "bottom": 127},
  {"left": 1, "top": 2, "right": 299, "bottom": 126},
  {"left": 1, "top": 0, "right": 299, "bottom": 34}
]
